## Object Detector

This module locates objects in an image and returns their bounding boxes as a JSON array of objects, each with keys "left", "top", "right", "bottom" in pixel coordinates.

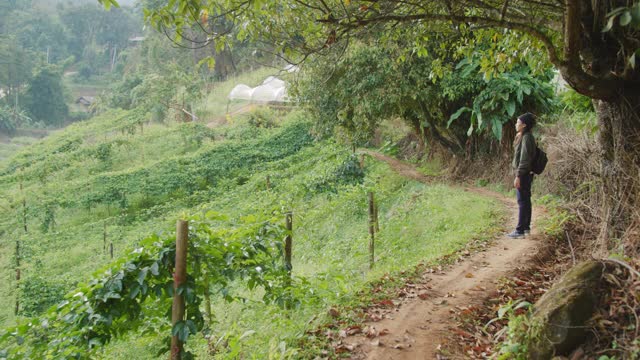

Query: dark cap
[{"left": 518, "top": 112, "right": 536, "bottom": 129}]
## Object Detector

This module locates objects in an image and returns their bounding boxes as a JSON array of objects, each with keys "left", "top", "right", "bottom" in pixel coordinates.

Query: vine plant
[{"left": 0, "top": 209, "right": 295, "bottom": 359}]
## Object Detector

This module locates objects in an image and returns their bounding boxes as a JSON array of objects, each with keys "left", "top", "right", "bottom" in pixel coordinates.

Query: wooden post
[
  {"left": 359, "top": 154, "right": 365, "bottom": 169},
  {"left": 170, "top": 220, "right": 188, "bottom": 360},
  {"left": 110, "top": 242, "right": 114, "bottom": 259},
  {"left": 374, "top": 202, "right": 380, "bottom": 233},
  {"left": 368, "top": 192, "right": 375, "bottom": 269},
  {"left": 14, "top": 239, "right": 20, "bottom": 315},
  {"left": 20, "top": 177, "right": 27, "bottom": 233},
  {"left": 266, "top": 175, "right": 271, "bottom": 190},
  {"left": 16, "top": 172, "right": 26, "bottom": 314},
  {"left": 103, "top": 221, "right": 107, "bottom": 254},
  {"left": 203, "top": 273, "right": 212, "bottom": 326},
  {"left": 285, "top": 212, "right": 292, "bottom": 274}
]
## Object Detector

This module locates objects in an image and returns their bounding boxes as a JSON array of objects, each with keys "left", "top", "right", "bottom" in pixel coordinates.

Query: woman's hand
[{"left": 514, "top": 177, "right": 521, "bottom": 189}]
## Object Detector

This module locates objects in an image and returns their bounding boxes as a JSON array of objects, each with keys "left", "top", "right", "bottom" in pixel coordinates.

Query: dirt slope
[{"left": 345, "top": 151, "right": 543, "bottom": 359}]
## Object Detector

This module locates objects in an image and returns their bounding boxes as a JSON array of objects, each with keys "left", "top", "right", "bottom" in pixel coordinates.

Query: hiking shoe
[
  {"left": 524, "top": 230, "right": 531, "bottom": 236},
  {"left": 507, "top": 230, "right": 525, "bottom": 238}
]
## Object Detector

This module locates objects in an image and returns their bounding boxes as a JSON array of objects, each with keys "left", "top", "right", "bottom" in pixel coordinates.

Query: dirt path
[
  {"left": 346, "top": 151, "right": 543, "bottom": 359},
  {"left": 206, "top": 104, "right": 254, "bottom": 128}
]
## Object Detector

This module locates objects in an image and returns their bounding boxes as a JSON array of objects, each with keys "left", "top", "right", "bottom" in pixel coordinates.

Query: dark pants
[{"left": 516, "top": 173, "right": 533, "bottom": 232}]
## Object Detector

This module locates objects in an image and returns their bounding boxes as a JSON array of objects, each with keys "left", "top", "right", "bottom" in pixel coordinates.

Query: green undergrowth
[
  {"left": 0, "top": 108, "right": 313, "bottom": 326},
  {"left": 0, "top": 99, "right": 504, "bottom": 358},
  {"left": 98, "top": 156, "right": 503, "bottom": 359}
]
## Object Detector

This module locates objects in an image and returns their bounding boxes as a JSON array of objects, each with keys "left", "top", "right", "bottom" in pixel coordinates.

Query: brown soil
[{"left": 345, "top": 151, "right": 544, "bottom": 360}]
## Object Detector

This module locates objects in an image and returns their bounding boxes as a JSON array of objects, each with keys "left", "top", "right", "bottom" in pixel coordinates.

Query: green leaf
[
  {"left": 497, "top": 303, "right": 512, "bottom": 319},
  {"left": 603, "top": 15, "right": 617, "bottom": 32},
  {"left": 447, "top": 107, "right": 471, "bottom": 127},
  {"left": 514, "top": 300, "right": 532, "bottom": 310},
  {"left": 172, "top": 321, "right": 190, "bottom": 342},
  {"left": 492, "top": 118, "right": 503, "bottom": 141},
  {"left": 185, "top": 320, "right": 197, "bottom": 334},
  {"left": 620, "top": 11, "right": 632, "bottom": 26},
  {"left": 129, "top": 284, "right": 141, "bottom": 299},
  {"left": 506, "top": 100, "right": 516, "bottom": 117},
  {"left": 137, "top": 268, "right": 148, "bottom": 285},
  {"left": 150, "top": 262, "right": 159, "bottom": 276}
]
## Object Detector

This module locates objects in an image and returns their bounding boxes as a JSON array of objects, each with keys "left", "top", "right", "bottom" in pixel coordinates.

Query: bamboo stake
[
  {"left": 170, "top": 220, "right": 188, "bottom": 360},
  {"left": 103, "top": 221, "right": 107, "bottom": 254},
  {"left": 14, "top": 239, "right": 20, "bottom": 315},
  {"left": 368, "top": 192, "right": 375, "bottom": 269},
  {"left": 285, "top": 212, "right": 293, "bottom": 275},
  {"left": 203, "top": 273, "right": 212, "bottom": 326},
  {"left": 16, "top": 172, "right": 26, "bottom": 314},
  {"left": 20, "top": 178, "right": 26, "bottom": 233},
  {"left": 374, "top": 201, "right": 380, "bottom": 233}
]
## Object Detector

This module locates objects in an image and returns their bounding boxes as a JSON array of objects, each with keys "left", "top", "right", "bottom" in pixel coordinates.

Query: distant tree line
[{"left": 0, "top": 0, "right": 140, "bottom": 131}]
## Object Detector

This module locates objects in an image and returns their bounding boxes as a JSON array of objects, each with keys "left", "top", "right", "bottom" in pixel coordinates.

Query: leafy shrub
[
  {"left": 449, "top": 60, "right": 556, "bottom": 141},
  {"left": 247, "top": 107, "right": 278, "bottom": 128},
  {"left": 94, "top": 143, "right": 113, "bottom": 164},
  {"left": 335, "top": 154, "right": 365, "bottom": 185},
  {"left": 565, "top": 111, "right": 598, "bottom": 135},
  {"left": 559, "top": 88, "right": 594, "bottom": 113},
  {"left": 19, "top": 276, "right": 69, "bottom": 317},
  {"left": 0, "top": 106, "right": 34, "bottom": 135},
  {"left": 178, "top": 122, "right": 216, "bottom": 148},
  {"left": 0, "top": 212, "right": 294, "bottom": 359},
  {"left": 68, "top": 111, "right": 91, "bottom": 122},
  {"left": 305, "top": 154, "right": 365, "bottom": 194}
]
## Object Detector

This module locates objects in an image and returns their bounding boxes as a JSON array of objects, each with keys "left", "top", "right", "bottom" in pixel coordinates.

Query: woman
[{"left": 508, "top": 112, "right": 536, "bottom": 238}]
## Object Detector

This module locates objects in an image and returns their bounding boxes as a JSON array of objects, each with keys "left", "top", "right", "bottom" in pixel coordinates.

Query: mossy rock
[{"left": 527, "top": 260, "right": 604, "bottom": 359}]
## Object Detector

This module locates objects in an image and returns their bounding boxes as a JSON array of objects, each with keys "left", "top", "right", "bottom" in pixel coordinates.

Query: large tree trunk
[{"left": 595, "top": 97, "right": 640, "bottom": 253}]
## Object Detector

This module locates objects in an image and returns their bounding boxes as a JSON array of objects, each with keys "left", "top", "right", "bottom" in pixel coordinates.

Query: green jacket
[{"left": 513, "top": 132, "right": 536, "bottom": 177}]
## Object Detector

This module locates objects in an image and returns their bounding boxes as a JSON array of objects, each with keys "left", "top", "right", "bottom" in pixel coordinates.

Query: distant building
[{"left": 76, "top": 96, "right": 95, "bottom": 107}]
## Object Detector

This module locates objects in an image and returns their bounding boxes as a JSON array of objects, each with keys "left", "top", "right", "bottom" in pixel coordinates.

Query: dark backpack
[{"left": 532, "top": 145, "right": 548, "bottom": 175}]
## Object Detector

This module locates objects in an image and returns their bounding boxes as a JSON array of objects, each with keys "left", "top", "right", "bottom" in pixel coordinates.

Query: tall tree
[
  {"left": 0, "top": 38, "right": 35, "bottom": 109},
  {"left": 23, "top": 66, "right": 69, "bottom": 127}
]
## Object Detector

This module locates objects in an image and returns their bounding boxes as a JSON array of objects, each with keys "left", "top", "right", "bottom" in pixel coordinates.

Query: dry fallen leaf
[
  {"left": 364, "top": 326, "right": 378, "bottom": 338},
  {"left": 328, "top": 307, "right": 340, "bottom": 318},
  {"left": 345, "top": 325, "right": 362, "bottom": 335}
]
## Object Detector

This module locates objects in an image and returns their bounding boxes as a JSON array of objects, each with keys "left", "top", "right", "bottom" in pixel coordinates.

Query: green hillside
[{"left": 0, "top": 70, "right": 503, "bottom": 358}]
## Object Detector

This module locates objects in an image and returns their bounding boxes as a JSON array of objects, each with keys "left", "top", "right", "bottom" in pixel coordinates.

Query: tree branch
[{"left": 317, "top": 12, "right": 561, "bottom": 65}]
